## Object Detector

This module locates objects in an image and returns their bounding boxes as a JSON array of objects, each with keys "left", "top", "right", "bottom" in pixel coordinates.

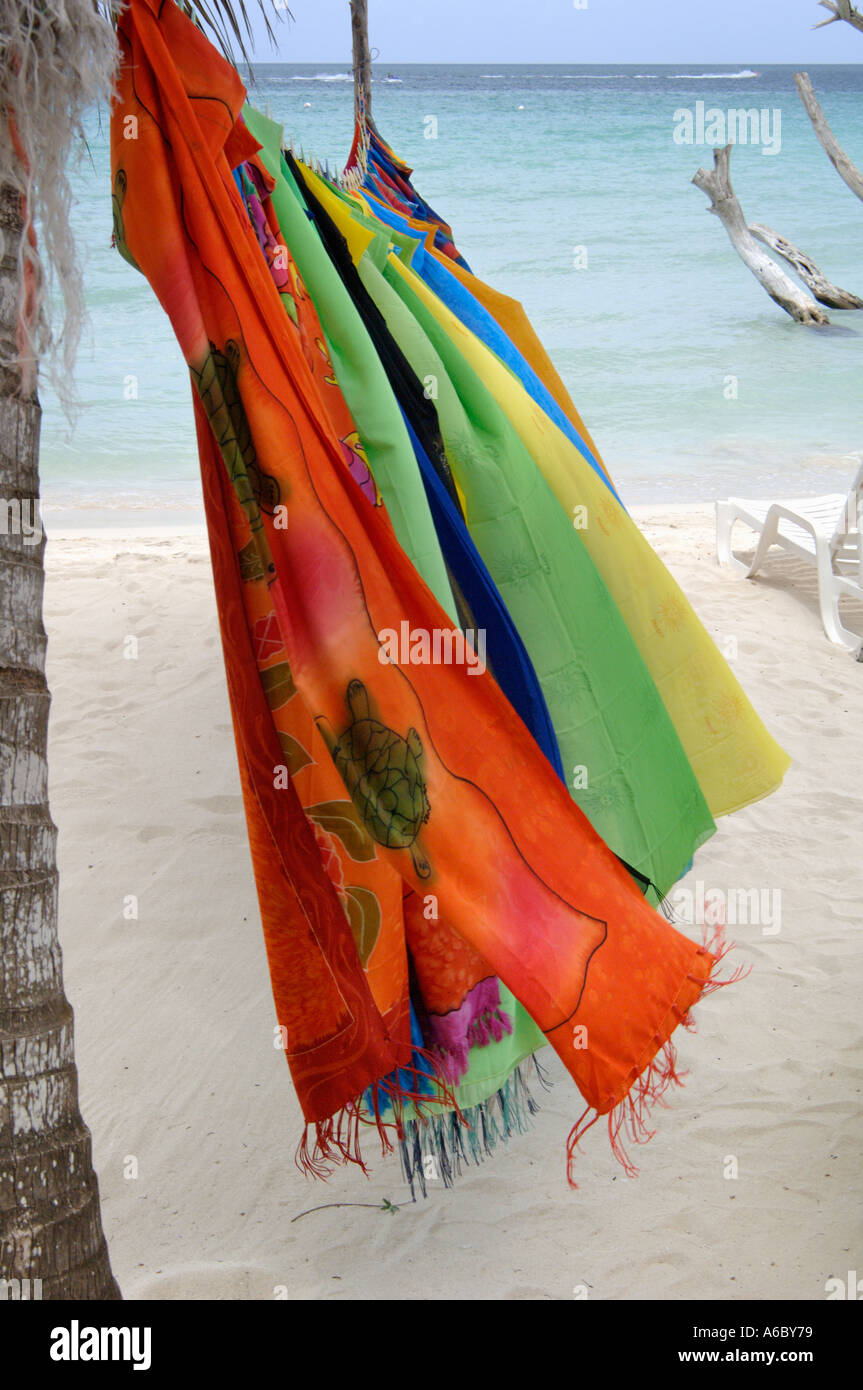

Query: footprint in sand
[
  {"left": 126, "top": 1263, "right": 293, "bottom": 1301},
  {"left": 186, "top": 796, "right": 244, "bottom": 815},
  {"left": 137, "top": 826, "right": 176, "bottom": 843}
]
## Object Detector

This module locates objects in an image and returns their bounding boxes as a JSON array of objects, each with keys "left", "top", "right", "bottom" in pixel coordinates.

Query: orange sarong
[{"left": 111, "top": 0, "right": 726, "bottom": 1181}]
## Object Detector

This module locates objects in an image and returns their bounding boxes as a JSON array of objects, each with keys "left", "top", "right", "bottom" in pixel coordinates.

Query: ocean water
[{"left": 39, "top": 63, "right": 863, "bottom": 522}]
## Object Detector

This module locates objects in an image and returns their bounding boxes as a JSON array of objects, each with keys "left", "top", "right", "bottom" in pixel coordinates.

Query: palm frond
[
  {"left": 98, "top": 0, "right": 292, "bottom": 70},
  {"left": 181, "top": 0, "right": 287, "bottom": 68}
]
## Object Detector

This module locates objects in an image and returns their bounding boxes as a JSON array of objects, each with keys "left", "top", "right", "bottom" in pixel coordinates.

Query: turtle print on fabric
[
  {"left": 191, "top": 339, "right": 282, "bottom": 519},
  {"left": 111, "top": 169, "right": 140, "bottom": 272},
  {"left": 323, "top": 679, "right": 432, "bottom": 879}
]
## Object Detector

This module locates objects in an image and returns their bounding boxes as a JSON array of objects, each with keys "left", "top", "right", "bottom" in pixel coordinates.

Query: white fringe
[{"left": 0, "top": 0, "right": 119, "bottom": 412}]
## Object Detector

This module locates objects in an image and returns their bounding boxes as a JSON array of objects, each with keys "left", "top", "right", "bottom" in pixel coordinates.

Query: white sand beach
[{"left": 43, "top": 504, "right": 863, "bottom": 1301}]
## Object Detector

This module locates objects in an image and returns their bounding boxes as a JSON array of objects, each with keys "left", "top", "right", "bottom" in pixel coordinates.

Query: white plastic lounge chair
[{"left": 716, "top": 460, "right": 863, "bottom": 655}]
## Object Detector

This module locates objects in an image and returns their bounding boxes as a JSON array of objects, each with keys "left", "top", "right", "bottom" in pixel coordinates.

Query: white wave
[
  {"left": 290, "top": 73, "right": 352, "bottom": 82},
  {"left": 480, "top": 74, "right": 504, "bottom": 79},
  {"left": 633, "top": 75, "right": 660, "bottom": 80},
  {"left": 671, "top": 69, "right": 760, "bottom": 80}
]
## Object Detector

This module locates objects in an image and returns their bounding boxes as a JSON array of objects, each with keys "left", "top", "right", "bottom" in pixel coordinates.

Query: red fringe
[
  {"left": 297, "top": 915, "right": 750, "bottom": 1187},
  {"left": 296, "top": 1100, "right": 379, "bottom": 1181},
  {"left": 294, "top": 1044, "right": 464, "bottom": 1182},
  {"left": 686, "top": 925, "right": 751, "bottom": 998},
  {"left": 565, "top": 912, "right": 746, "bottom": 1187},
  {"left": 565, "top": 1105, "right": 601, "bottom": 1188}
]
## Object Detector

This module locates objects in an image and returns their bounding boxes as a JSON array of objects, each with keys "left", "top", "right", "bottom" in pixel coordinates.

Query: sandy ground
[{"left": 42, "top": 504, "right": 863, "bottom": 1301}]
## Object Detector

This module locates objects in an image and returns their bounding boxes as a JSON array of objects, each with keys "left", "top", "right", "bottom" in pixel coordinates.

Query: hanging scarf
[
  {"left": 111, "top": 0, "right": 729, "bottom": 1182},
  {"left": 234, "top": 114, "right": 555, "bottom": 1162},
  {"left": 347, "top": 124, "right": 791, "bottom": 822}
]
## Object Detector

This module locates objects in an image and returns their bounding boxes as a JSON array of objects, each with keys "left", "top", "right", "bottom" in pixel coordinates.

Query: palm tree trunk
[
  {"left": 350, "top": 0, "right": 373, "bottom": 121},
  {"left": 0, "top": 181, "right": 120, "bottom": 1300}
]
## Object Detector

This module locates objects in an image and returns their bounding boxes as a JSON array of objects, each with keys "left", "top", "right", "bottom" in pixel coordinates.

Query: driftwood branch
[
  {"left": 748, "top": 224, "right": 863, "bottom": 309},
  {"left": 813, "top": 0, "right": 863, "bottom": 33},
  {"left": 350, "top": 0, "right": 373, "bottom": 121},
  {"left": 692, "top": 146, "right": 829, "bottom": 324},
  {"left": 795, "top": 72, "right": 863, "bottom": 202}
]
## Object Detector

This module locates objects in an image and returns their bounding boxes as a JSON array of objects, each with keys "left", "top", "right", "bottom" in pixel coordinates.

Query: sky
[{"left": 243, "top": 0, "right": 863, "bottom": 64}]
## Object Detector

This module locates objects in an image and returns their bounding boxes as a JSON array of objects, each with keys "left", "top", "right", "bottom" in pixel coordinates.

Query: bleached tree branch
[
  {"left": 813, "top": 0, "right": 863, "bottom": 33},
  {"left": 748, "top": 224, "right": 863, "bottom": 309},
  {"left": 795, "top": 72, "right": 863, "bottom": 203},
  {"left": 692, "top": 146, "right": 829, "bottom": 324}
]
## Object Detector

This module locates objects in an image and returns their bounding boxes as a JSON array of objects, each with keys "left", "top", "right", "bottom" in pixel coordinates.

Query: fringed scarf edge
[{"left": 565, "top": 917, "right": 749, "bottom": 1186}]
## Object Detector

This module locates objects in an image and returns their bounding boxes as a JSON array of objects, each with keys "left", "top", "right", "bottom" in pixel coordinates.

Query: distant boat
[
  {"left": 383, "top": 72, "right": 403, "bottom": 83},
  {"left": 673, "top": 68, "right": 761, "bottom": 80}
]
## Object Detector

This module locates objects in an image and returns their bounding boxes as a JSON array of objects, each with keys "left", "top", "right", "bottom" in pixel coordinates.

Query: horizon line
[{"left": 240, "top": 58, "right": 863, "bottom": 67}]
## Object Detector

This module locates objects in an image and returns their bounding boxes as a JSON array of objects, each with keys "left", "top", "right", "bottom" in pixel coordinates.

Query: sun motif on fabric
[
  {"left": 652, "top": 595, "right": 687, "bottom": 637},
  {"left": 596, "top": 496, "right": 624, "bottom": 535},
  {"left": 706, "top": 691, "right": 745, "bottom": 733}
]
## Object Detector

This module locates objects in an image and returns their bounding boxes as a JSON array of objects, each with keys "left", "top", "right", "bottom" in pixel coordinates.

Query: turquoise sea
[{"left": 40, "top": 63, "right": 863, "bottom": 522}]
